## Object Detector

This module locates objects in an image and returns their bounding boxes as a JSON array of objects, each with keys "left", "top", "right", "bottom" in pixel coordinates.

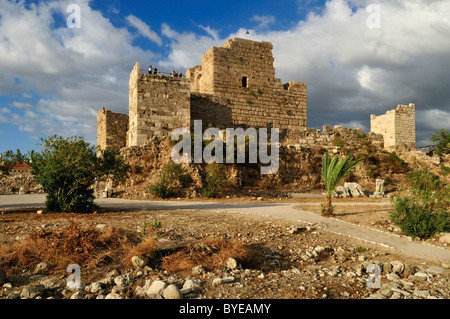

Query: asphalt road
[{"left": 1, "top": 194, "right": 449, "bottom": 265}]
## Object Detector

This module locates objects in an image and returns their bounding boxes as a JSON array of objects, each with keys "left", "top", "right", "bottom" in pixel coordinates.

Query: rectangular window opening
[{"left": 242, "top": 76, "right": 248, "bottom": 88}]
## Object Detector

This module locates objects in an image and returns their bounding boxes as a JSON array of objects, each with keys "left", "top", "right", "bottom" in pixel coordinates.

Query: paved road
[{"left": 1, "top": 194, "right": 449, "bottom": 265}]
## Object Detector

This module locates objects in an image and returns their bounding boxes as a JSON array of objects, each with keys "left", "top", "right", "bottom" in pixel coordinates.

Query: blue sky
[{"left": 1, "top": 0, "right": 450, "bottom": 154}]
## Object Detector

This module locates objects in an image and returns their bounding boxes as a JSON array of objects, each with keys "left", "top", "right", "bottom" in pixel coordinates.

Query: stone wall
[
  {"left": 127, "top": 62, "right": 191, "bottom": 147},
  {"left": 371, "top": 104, "right": 416, "bottom": 151},
  {"left": 186, "top": 38, "right": 307, "bottom": 132},
  {"left": 190, "top": 93, "right": 234, "bottom": 131},
  {"left": 0, "top": 174, "right": 42, "bottom": 195},
  {"left": 283, "top": 125, "right": 384, "bottom": 148},
  {"left": 97, "top": 108, "right": 129, "bottom": 151}
]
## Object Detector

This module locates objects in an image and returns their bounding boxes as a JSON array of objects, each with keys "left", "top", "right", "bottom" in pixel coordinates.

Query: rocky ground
[{"left": 0, "top": 202, "right": 448, "bottom": 300}]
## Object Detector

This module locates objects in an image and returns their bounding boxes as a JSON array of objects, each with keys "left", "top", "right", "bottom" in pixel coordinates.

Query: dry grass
[
  {"left": 122, "top": 237, "right": 157, "bottom": 266},
  {"left": 161, "top": 238, "right": 250, "bottom": 274},
  {"left": 0, "top": 221, "right": 256, "bottom": 280},
  {"left": 0, "top": 222, "right": 141, "bottom": 278}
]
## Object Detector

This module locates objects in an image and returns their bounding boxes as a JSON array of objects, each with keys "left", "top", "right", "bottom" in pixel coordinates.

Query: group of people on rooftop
[{"left": 148, "top": 65, "right": 183, "bottom": 78}]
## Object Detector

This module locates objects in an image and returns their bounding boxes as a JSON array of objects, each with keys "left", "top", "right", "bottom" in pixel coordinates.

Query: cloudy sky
[{"left": 0, "top": 0, "right": 449, "bottom": 153}]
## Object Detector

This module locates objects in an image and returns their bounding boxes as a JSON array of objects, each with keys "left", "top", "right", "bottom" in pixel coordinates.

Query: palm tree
[{"left": 321, "top": 152, "right": 363, "bottom": 216}]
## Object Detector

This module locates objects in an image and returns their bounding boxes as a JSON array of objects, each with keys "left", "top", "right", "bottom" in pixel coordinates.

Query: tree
[
  {"left": 431, "top": 129, "right": 450, "bottom": 155},
  {"left": 321, "top": 152, "right": 363, "bottom": 216},
  {"left": 29, "top": 136, "right": 130, "bottom": 213},
  {"left": 0, "top": 149, "right": 29, "bottom": 174}
]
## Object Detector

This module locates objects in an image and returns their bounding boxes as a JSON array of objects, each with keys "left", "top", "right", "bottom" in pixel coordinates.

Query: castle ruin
[
  {"left": 97, "top": 37, "right": 416, "bottom": 153},
  {"left": 370, "top": 104, "right": 416, "bottom": 151}
]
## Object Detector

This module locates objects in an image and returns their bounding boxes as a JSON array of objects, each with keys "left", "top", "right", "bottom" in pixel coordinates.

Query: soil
[{"left": 0, "top": 196, "right": 448, "bottom": 300}]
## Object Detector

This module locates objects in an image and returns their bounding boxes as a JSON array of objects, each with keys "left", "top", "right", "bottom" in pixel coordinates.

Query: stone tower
[
  {"left": 98, "top": 38, "right": 308, "bottom": 150},
  {"left": 126, "top": 62, "right": 191, "bottom": 147},
  {"left": 97, "top": 107, "right": 128, "bottom": 151},
  {"left": 370, "top": 103, "right": 416, "bottom": 151},
  {"left": 187, "top": 38, "right": 307, "bottom": 132}
]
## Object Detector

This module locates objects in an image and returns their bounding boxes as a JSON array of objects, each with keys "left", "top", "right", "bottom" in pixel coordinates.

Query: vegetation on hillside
[{"left": 390, "top": 170, "right": 449, "bottom": 239}]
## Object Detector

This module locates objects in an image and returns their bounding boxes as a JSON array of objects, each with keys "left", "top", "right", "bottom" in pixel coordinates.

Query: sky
[{"left": 0, "top": 0, "right": 449, "bottom": 154}]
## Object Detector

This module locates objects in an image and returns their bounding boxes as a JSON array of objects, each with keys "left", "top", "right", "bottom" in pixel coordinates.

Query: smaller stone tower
[
  {"left": 97, "top": 107, "right": 129, "bottom": 151},
  {"left": 370, "top": 103, "right": 416, "bottom": 151}
]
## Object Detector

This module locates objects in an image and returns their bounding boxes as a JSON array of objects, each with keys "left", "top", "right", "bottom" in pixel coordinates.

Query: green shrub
[
  {"left": 389, "top": 170, "right": 449, "bottom": 239},
  {"left": 202, "top": 163, "right": 228, "bottom": 198},
  {"left": 29, "top": 136, "right": 130, "bottom": 213},
  {"left": 148, "top": 162, "right": 189, "bottom": 198},
  {"left": 431, "top": 129, "right": 450, "bottom": 155}
]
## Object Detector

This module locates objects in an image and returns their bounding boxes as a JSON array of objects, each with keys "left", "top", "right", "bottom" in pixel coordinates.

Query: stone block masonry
[
  {"left": 371, "top": 104, "right": 415, "bottom": 151},
  {"left": 97, "top": 37, "right": 419, "bottom": 155},
  {"left": 97, "top": 108, "right": 129, "bottom": 151},
  {"left": 127, "top": 62, "right": 191, "bottom": 147},
  {"left": 187, "top": 38, "right": 307, "bottom": 132},
  {"left": 283, "top": 125, "right": 384, "bottom": 148}
]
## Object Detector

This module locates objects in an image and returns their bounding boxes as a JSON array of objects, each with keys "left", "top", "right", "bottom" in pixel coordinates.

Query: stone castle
[{"left": 97, "top": 37, "right": 415, "bottom": 152}]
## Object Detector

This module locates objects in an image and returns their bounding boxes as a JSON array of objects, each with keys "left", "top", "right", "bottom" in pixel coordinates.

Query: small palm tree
[{"left": 321, "top": 152, "right": 363, "bottom": 216}]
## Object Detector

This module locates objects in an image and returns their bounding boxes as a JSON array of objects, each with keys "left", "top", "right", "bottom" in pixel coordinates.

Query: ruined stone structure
[
  {"left": 370, "top": 104, "right": 416, "bottom": 151},
  {"left": 284, "top": 125, "right": 384, "bottom": 149},
  {"left": 127, "top": 62, "right": 191, "bottom": 147},
  {"left": 186, "top": 38, "right": 307, "bottom": 132},
  {"left": 97, "top": 37, "right": 416, "bottom": 154},
  {"left": 97, "top": 108, "right": 129, "bottom": 151},
  {"left": 97, "top": 38, "right": 307, "bottom": 150}
]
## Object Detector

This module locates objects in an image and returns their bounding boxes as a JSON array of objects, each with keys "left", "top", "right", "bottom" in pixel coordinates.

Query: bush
[
  {"left": 148, "top": 162, "right": 189, "bottom": 198},
  {"left": 29, "top": 136, "right": 129, "bottom": 213},
  {"left": 202, "top": 163, "right": 228, "bottom": 198},
  {"left": 431, "top": 129, "right": 450, "bottom": 155},
  {"left": 95, "top": 148, "right": 131, "bottom": 185},
  {"left": 389, "top": 170, "right": 449, "bottom": 239},
  {"left": 30, "top": 136, "right": 98, "bottom": 213}
]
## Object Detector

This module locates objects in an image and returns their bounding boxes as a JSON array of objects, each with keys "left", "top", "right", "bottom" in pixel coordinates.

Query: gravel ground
[{"left": 0, "top": 204, "right": 448, "bottom": 300}]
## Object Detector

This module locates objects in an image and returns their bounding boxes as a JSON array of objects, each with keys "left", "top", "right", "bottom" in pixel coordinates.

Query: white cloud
[
  {"left": 158, "top": 23, "right": 221, "bottom": 70},
  {"left": 251, "top": 15, "right": 275, "bottom": 29},
  {"left": 11, "top": 101, "right": 33, "bottom": 109},
  {"left": 1, "top": 0, "right": 449, "bottom": 149},
  {"left": 156, "top": 0, "right": 450, "bottom": 146},
  {"left": 126, "top": 14, "right": 163, "bottom": 45},
  {"left": 199, "top": 25, "right": 220, "bottom": 41},
  {"left": 0, "top": 0, "right": 157, "bottom": 145}
]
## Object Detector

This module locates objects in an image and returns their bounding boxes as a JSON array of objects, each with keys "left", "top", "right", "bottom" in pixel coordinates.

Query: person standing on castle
[
  {"left": 153, "top": 66, "right": 159, "bottom": 75},
  {"left": 148, "top": 65, "right": 152, "bottom": 74}
]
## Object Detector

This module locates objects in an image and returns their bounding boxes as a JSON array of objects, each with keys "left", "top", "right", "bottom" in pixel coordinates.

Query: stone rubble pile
[
  {"left": 0, "top": 174, "right": 42, "bottom": 195},
  {"left": 2, "top": 254, "right": 447, "bottom": 300}
]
